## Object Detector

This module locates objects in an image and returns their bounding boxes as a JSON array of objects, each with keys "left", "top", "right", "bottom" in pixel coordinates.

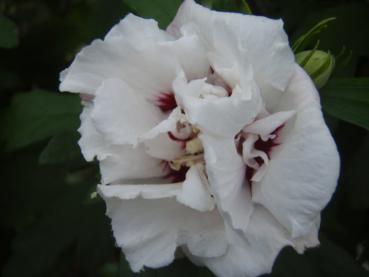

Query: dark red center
[
  {"left": 155, "top": 92, "right": 177, "bottom": 112},
  {"left": 161, "top": 161, "right": 188, "bottom": 183}
]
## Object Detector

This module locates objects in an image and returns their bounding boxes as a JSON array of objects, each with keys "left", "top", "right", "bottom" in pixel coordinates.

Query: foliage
[{"left": 0, "top": 0, "right": 368, "bottom": 277}]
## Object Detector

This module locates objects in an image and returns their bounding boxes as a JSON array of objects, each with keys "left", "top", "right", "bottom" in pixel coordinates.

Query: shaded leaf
[
  {"left": 38, "top": 131, "right": 83, "bottom": 165},
  {"left": 2, "top": 152, "right": 113, "bottom": 277},
  {"left": 0, "top": 67, "right": 20, "bottom": 91},
  {"left": 2, "top": 90, "right": 81, "bottom": 151},
  {"left": 321, "top": 78, "right": 369, "bottom": 130},
  {"left": 266, "top": 237, "right": 369, "bottom": 277},
  {"left": 0, "top": 15, "right": 18, "bottom": 49},
  {"left": 123, "top": 0, "right": 181, "bottom": 28}
]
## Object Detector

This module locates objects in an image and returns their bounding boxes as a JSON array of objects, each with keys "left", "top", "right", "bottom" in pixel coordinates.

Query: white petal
[
  {"left": 105, "top": 14, "right": 172, "bottom": 44},
  {"left": 243, "top": 110, "right": 295, "bottom": 140},
  {"left": 200, "top": 134, "right": 254, "bottom": 232},
  {"left": 177, "top": 164, "right": 215, "bottom": 212},
  {"left": 140, "top": 108, "right": 185, "bottom": 161},
  {"left": 91, "top": 78, "right": 163, "bottom": 146},
  {"left": 203, "top": 206, "right": 292, "bottom": 277},
  {"left": 252, "top": 66, "right": 340, "bottom": 238},
  {"left": 78, "top": 105, "right": 109, "bottom": 161},
  {"left": 60, "top": 26, "right": 208, "bottom": 95},
  {"left": 173, "top": 73, "right": 260, "bottom": 137},
  {"left": 292, "top": 216, "right": 320, "bottom": 253},
  {"left": 99, "top": 145, "right": 165, "bottom": 184},
  {"left": 168, "top": 0, "right": 295, "bottom": 93},
  {"left": 98, "top": 184, "right": 227, "bottom": 271},
  {"left": 158, "top": 35, "right": 209, "bottom": 82}
]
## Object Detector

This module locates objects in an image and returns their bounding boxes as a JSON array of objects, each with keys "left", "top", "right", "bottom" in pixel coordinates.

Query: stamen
[{"left": 170, "top": 154, "right": 204, "bottom": 171}]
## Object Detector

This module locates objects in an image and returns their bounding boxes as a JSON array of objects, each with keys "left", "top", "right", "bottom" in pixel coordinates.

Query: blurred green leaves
[
  {"left": 266, "top": 238, "right": 369, "bottom": 277},
  {"left": 1, "top": 90, "right": 81, "bottom": 151},
  {"left": 123, "top": 0, "right": 182, "bottom": 28},
  {"left": 0, "top": 15, "right": 18, "bottom": 49},
  {"left": 2, "top": 157, "right": 114, "bottom": 277},
  {"left": 38, "top": 131, "right": 83, "bottom": 165},
  {"left": 321, "top": 78, "right": 369, "bottom": 131}
]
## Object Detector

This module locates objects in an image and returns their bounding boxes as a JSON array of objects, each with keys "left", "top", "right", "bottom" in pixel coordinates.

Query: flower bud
[{"left": 296, "top": 50, "right": 335, "bottom": 88}]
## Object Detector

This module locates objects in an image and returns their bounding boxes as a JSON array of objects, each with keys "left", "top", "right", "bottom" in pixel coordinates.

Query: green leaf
[
  {"left": 1, "top": 90, "right": 81, "bottom": 151},
  {"left": 38, "top": 131, "right": 83, "bottom": 165},
  {"left": 0, "top": 15, "right": 18, "bottom": 48},
  {"left": 2, "top": 148, "right": 112, "bottom": 277},
  {"left": 123, "top": 0, "right": 181, "bottom": 28},
  {"left": 266, "top": 237, "right": 369, "bottom": 277},
  {"left": 320, "top": 78, "right": 369, "bottom": 130}
]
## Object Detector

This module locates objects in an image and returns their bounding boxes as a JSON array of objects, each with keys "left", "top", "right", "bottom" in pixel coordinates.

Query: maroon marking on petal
[
  {"left": 167, "top": 131, "right": 189, "bottom": 142},
  {"left": 155, "top": 92, "right": 177, "bottom": 112},
  {"left": 161, "top": 161, "right": 188, "bottom": 183},
  {"left": 244, "top": 124, "right": 284, "bottom": 184},
  {"left": 245, "top": 167, "right": 255, "bottom": 186},
  {"left": 253, "top": 124, "right": 284, "bottom": 159}
]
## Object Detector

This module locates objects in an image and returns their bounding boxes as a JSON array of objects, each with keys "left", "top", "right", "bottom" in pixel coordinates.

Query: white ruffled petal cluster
[{"left": 59, "top": 1, "right": 340, "bottom": 277}]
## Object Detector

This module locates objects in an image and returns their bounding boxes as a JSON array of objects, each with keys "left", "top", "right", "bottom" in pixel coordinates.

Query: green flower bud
[{"left": 296, "top": 50, "right": 335, "bottom": 89}]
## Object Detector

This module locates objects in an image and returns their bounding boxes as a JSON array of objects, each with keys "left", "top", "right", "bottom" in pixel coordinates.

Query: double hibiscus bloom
[{"left": 60, "top": 1, "right": 340, "bottom": 277}]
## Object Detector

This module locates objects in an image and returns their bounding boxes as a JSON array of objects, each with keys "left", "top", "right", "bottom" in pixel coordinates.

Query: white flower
[{"left": 59, "top": 1, "right": 340, "bottom": 277}]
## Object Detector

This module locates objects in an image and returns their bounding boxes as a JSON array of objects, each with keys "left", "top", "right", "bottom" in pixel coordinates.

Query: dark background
[{"left": 0, "top": 0, "right": 369, "bottom": 276}]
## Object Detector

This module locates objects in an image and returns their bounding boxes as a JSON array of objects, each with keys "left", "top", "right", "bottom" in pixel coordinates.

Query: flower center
[{"left": 166, "top": 125, "right": 205, "bottom": 182}]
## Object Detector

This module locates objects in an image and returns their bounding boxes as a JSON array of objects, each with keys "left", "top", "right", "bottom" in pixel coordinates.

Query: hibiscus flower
[{"left": 59, "top": 1, "right": 340, "bottom": 276}]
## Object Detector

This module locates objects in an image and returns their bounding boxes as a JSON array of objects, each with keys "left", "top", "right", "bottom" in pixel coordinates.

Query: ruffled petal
[
  {"left": 200, "top": 134, "right": 254, "bottom": 232},
  {"left": 140, "top": 108, "right": 185, "bottom": 161},
  {"left": 243, "top": 110, "right": 295, "bottom": 140},
  {"left": 292, "top": 216, "right": 320, "bottom": 254},
  {"left": 98, "top": 184, "right": 227, "bottom": 271},
  {"left": 168, "top": 0, "right": 295, "bottom": 94},
  {"left": 60, "top": 19, "right": 208, "bottom": 95},
  {"left": 202, "top": 206, "right": 291, "bottom": 277},
  {"left": 173, "top": 72, "right": 260, "bottom": 137},
  {"left": 99, "top": 145, "right": 165, "bottom": 184},
  {"left": 78, "top": 105, "right": 109, "bottom": 161},
  {"left": 105, "top": 14, "right": 172, "bottom": 44},
  {"left": 91, "top": 78, "right": 163, "bottom": 145},
  {"left": 251, "top": 66, "right": 340, "bottom": 238},
  {"left": 177, "top": 164, "right": 215, "bottom": 212}
]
